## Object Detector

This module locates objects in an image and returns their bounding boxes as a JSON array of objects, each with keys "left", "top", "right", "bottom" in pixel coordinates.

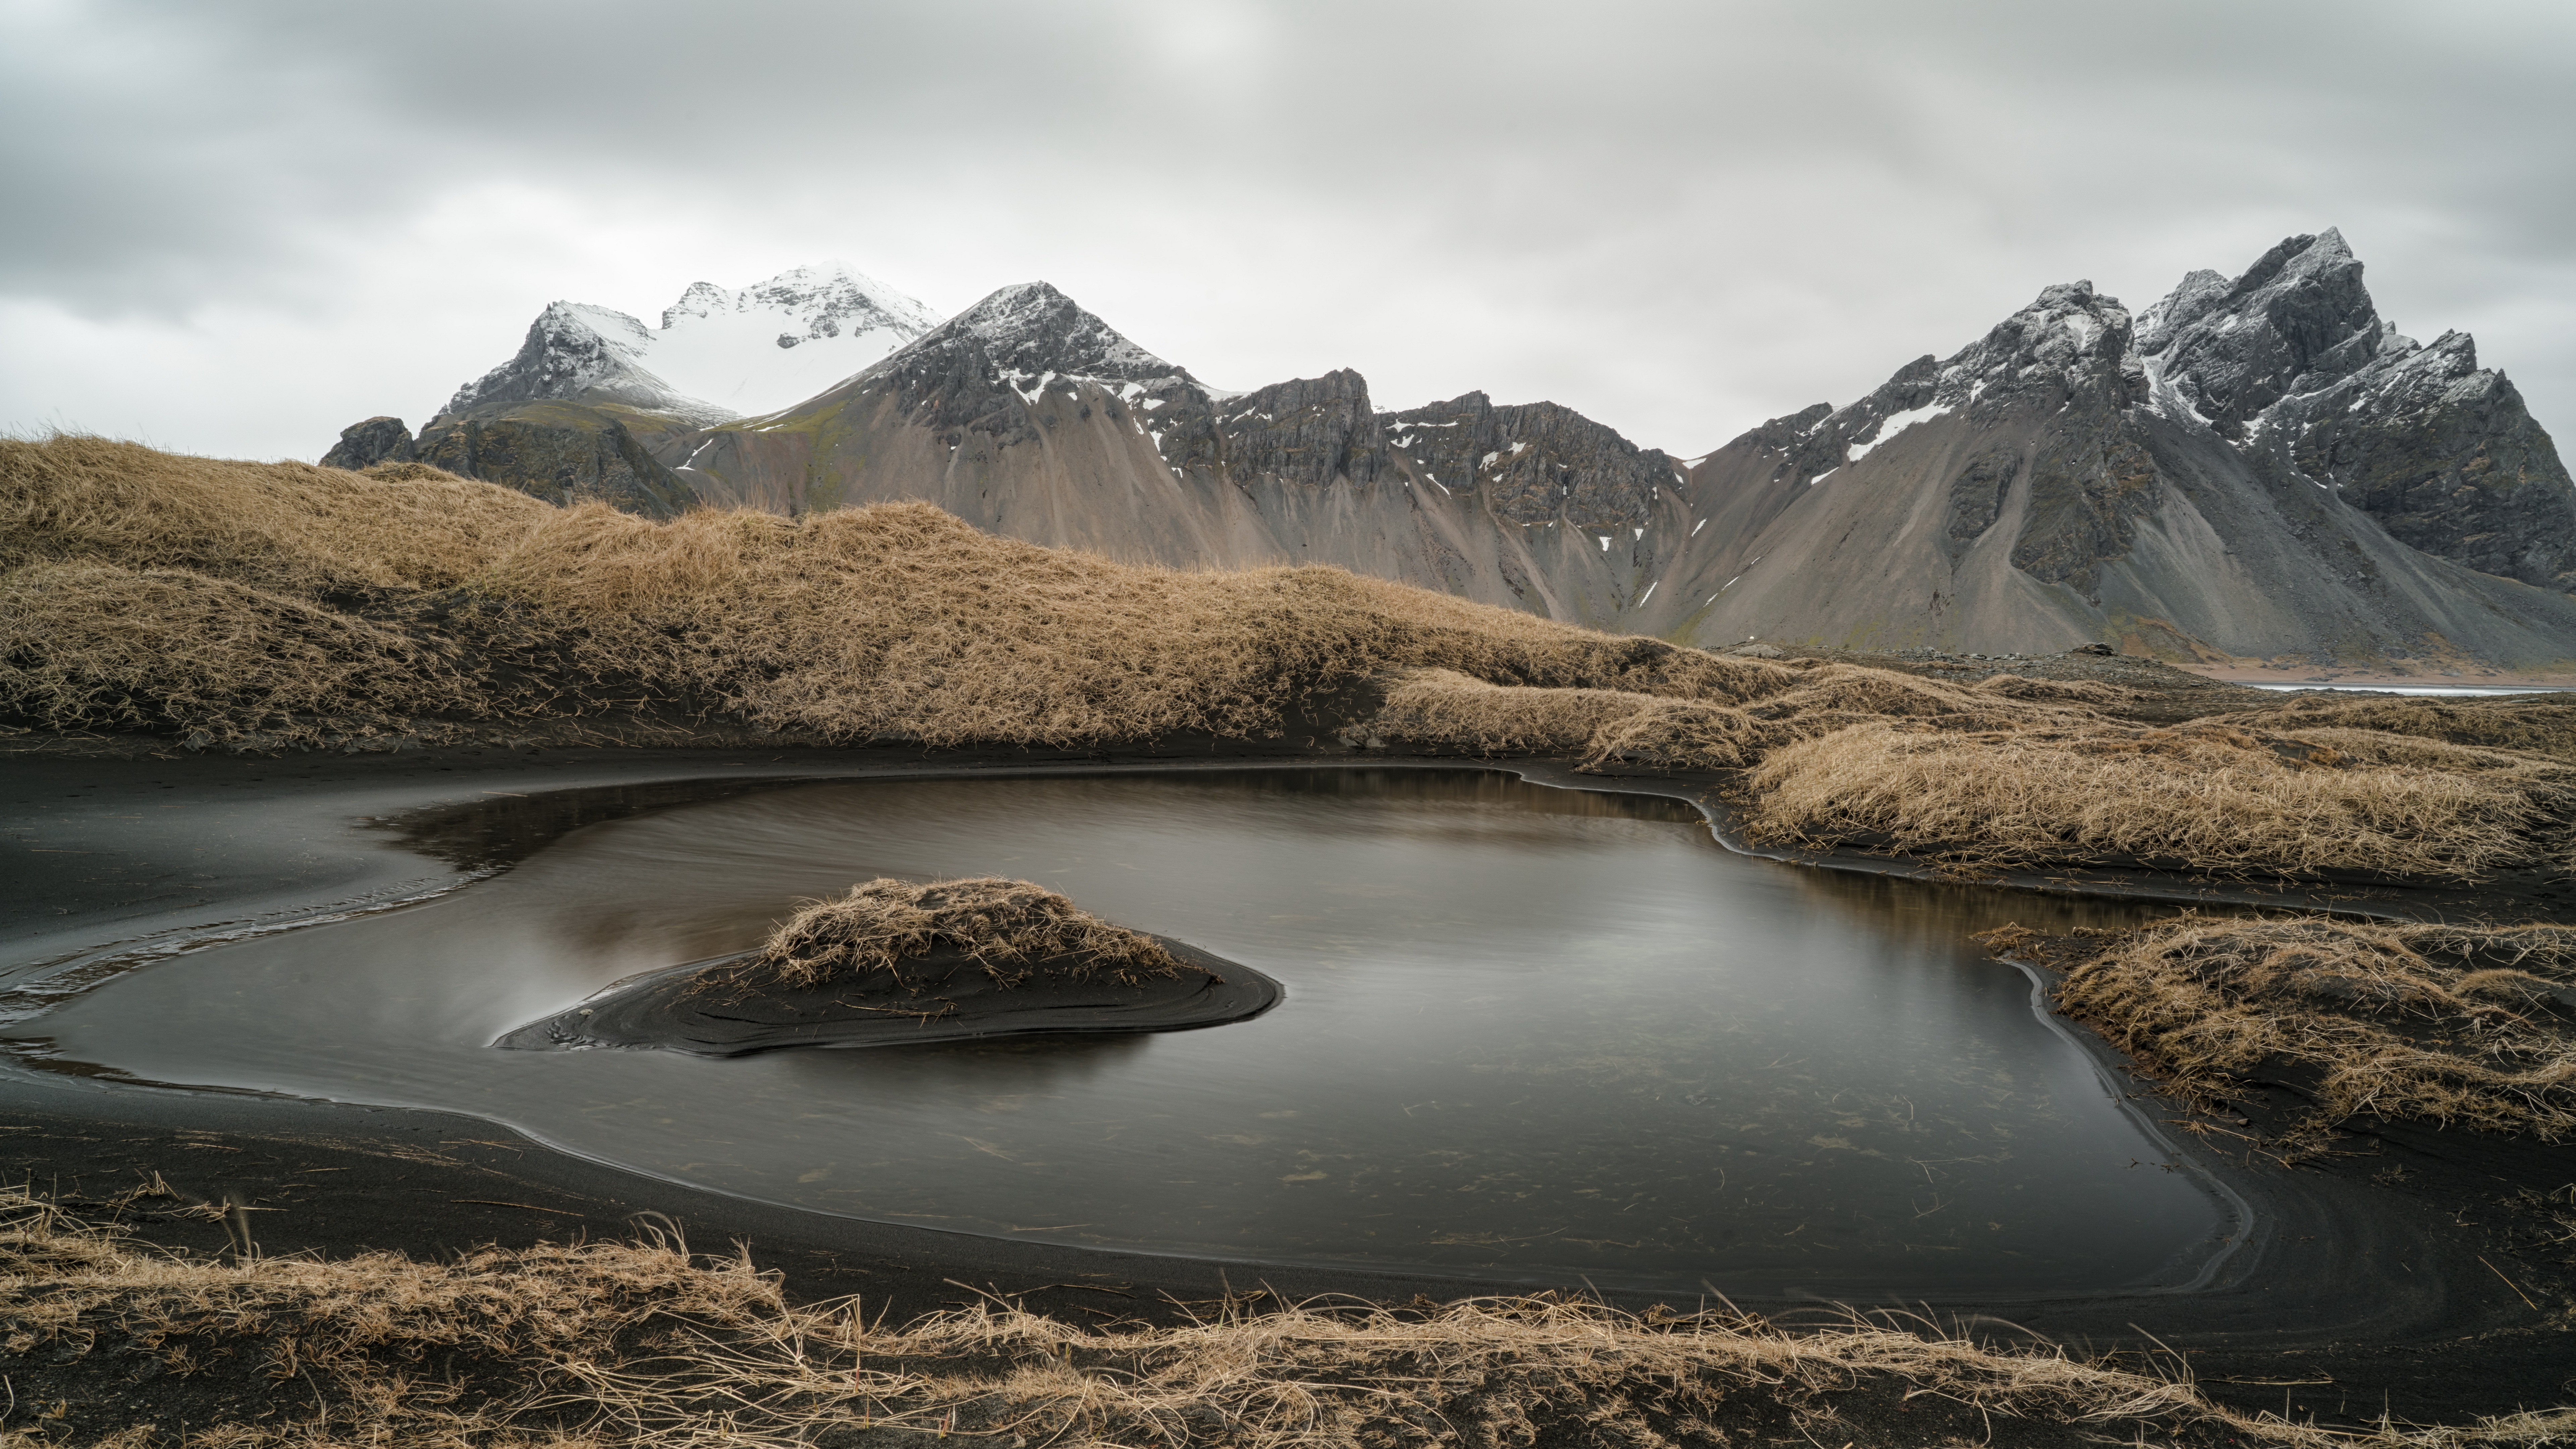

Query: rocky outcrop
[
  {"left": 2140, "top": 230, "right": 2576, "bottom": 593},
  {"left": 1384, "top": 393, "right": 1681, "bottom": 530},
  {"left": 320, "top": 416, "right": 415, "bottom": 471},
  {"left": 413, "top": 406, "right": 694, "bottom": 517},
  {"left": 1213, "top": 371, "right": 1387, "bottom": 487}
]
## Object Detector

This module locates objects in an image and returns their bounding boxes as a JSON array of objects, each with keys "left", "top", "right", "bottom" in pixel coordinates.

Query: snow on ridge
[{"left": 1844, "top": 401, "right": 1951, "bottom": 463}]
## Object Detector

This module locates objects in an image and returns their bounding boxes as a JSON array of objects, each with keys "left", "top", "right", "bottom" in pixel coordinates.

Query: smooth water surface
[{"left": 20, "top": 769, "right": 2233, "bottom": 1295}]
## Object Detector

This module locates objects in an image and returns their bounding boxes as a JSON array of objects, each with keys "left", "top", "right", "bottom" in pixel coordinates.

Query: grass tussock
[
  {"left": 1743, "top": 720, "right": 2572, "bottom": 880},
  {"left": 0, "top": 435, "right": 546, "bottom": 594},
  {"left": 4, "top": 1184, "right": 2558, "bottom": 1448},
  {"left": 736, "top": 876, "right": 1181, "bottom": 990},
  {"left": 2022, "top": 914, "right": 2576, "bottom": 1142},
  {"left": 2224, "top": 693, "right": 2576, "bottom": 765}
]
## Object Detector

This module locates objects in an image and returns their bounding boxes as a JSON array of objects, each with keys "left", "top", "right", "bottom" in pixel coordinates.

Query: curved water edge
[{"left": 5, "top": 762, "right": 2248, "bottom": 1300}]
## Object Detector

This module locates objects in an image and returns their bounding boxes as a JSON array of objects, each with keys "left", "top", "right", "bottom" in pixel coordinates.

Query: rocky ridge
[
  {"left": 325, "top": 236, "right": 2576, "bottom": 674},
  {"left": 2138, "top": 230, "right": 2576, "bottom": 592}
]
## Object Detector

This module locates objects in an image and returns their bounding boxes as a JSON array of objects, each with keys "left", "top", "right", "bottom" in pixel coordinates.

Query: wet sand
[{"left": 5, "top": 741, "right": 2574, "bottom": 1422}]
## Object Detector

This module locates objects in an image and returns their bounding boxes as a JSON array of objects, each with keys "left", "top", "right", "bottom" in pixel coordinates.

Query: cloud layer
[{"left": 6, "top": 0, "right": 2573, "bottom": 461}]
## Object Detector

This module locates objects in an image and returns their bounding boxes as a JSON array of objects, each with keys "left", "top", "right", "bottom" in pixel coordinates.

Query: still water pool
[{"left": 25, "top": 768, "right": 2235, "bottom": 1295}]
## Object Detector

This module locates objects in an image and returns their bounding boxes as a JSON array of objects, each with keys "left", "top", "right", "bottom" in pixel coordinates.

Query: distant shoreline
[{"left": 2177, "top": 664, "right": 2576, "bottom": 692}]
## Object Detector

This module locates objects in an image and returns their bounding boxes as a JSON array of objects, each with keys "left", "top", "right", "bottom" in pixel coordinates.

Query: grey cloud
[{"left": 4, "top": 0, "right": 2573, "bottom": 457}]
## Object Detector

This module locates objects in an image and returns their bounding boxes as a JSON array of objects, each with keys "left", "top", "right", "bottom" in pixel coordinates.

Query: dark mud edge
[{"left": 4, "top": 740, "right": 2573, "bottom": 1423}]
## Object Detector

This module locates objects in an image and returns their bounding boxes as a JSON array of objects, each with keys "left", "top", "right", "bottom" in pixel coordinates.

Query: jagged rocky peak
[
  {"left": 919, "top": 281, "right": 1191, "bottom": 388},
  {"left": 662, "top": 262, "right": 940, "bottom": 352},
  {"left": 440, "top": 301, "right": 722, "bottom": 422},
  {"left": 1386, "top": 392, "right": 1678, "bottom": 530},
  {"left": 2140, "top": 230, "right": 2576, "bottom": 592},
  {"left": 2138, "top": 230, "right": 2387, "bottom": 434},
  {"left": 1214, "top": 370, "right": 1386, "bottom": 487},
  {"left": 1735, "top": 281, "right": 2139, "bottom": 490}
]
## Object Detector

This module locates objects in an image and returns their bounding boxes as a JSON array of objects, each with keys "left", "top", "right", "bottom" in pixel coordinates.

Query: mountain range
[{"left": 322, "top": 233, "right": 2576, "bottom": 676}]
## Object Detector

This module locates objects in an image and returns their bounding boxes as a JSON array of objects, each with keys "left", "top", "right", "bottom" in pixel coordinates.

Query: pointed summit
[
  {"left": 2137, "top": 230, "right": 2385, "bottom": 433},
  {"left": 903, "top": 281, "right": 1190, "bottom": 388},
  {"left": 442, "top": 302, "right": 728, "bottom": 425},
  {"left": 2137, "top": 230, "right": 2576, "bottom": 591}
]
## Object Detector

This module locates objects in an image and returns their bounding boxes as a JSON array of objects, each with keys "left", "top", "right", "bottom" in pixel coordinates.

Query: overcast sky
[{"left": 6, "top": 0, "right": 2574, "bottom": 462}]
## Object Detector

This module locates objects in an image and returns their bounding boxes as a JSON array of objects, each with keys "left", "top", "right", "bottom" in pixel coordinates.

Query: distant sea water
[{"left": 2248, "top": 683, "right": 2575, "bottom": 696}]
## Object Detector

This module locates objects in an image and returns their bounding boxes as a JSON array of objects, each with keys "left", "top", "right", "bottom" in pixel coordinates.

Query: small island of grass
[{"left": 496, "top": 876, "right": 1280, "bottom": 1056}]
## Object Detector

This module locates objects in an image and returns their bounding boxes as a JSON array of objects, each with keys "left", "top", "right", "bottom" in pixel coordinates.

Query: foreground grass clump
[
  {"left": 743, "top": 876, "right": 1180, "bottom": 989},
  {"left": 5, "top": 1185, "right": 2561, "bottom": 1448},
  {"left": 1742, "top": 721, "right": 2574, "bottom": 881},
  {"left": 2000, "top": 915, "right": 2576, "bottom": 1142}
]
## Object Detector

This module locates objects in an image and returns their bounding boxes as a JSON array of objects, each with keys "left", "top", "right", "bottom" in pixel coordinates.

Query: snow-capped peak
[
  {"left": 437, "top": 263, "right": 945, "bottom": 425},
  {"left": 442, "top": 301, "right": 726, "bottom": 423},
  {"left": 908, "top": 281, "right": 1188, "bottom": 387}
]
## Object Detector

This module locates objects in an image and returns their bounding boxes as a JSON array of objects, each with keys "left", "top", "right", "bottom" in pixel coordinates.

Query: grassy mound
[
  {"left": 1999, "top": 915, "right": 2576, "bottom": 1143},
  {"left": 740, "top": 876, "right": 1182, "bottom": 990},
  {"left": 0, "top": 437, "right": 1795, "bottom": 750},
  {"left": 1741, "top": 721, "right": 2574, "bottom": 881},
  {"left": 2224, "top": 693, "right": 2576, "bottom": 765},
  {"left": 11, "top": 1184, "right": 2560, "bottom": 1448}
]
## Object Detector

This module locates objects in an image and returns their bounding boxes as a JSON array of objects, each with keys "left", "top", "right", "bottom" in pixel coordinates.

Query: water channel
[{"left": 17, "top": 768, "right": 2236, "bottom": 1296}]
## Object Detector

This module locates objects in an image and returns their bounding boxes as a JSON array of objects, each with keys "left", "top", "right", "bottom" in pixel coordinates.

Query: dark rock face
[
  {"left": 870, "top": 281, "right": 1208, "bottom": 464},
  {"left": 1384, "top": 392, "right": 1680, "bottom": 529},
  {"left": 2142, "top": 231, "right": 2576, "bottom": 593},
  {"left": 1213, "top": 370, "right": 1387, "bottom": 487},
  {"left": 413, "top": 409, "right": 694, "bottom": 517},
  {"left": 321, "top": 416, "right": 415, "bottom": 471}
]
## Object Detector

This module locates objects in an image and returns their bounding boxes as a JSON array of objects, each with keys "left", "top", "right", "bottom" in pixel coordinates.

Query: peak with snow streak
[
  {"left": 442, "top": 302, "right": 733, "bottom": 426},
  {"left": 896, "top": 281, "right": 1194, "bottom": 392},
  {"left": 2138, "top": 230, "right": 2576, "bottom": 592}
]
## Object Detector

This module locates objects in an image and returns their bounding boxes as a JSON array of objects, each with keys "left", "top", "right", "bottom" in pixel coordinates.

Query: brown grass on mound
[
  {"left": 1743, "top": 721, "right": 2570, "bottom": 880},
  {"left": 738, "top": 876, "right": 1181, "bottom": 990},
  {"left": 2023, "top": 914, "right": 2576, "bottom": 1142},
  {"left": 10, "top": 1185, "right": 2558, "bottom": 1449},
  {"left": 0, "top": 435, "right": 546, "bottom": 593},
  {"left": 0, "top": 436, "right": 1806, "bottom": 749},
  {"left": 0, "top": 563, "right": 474, "bottom": 744},
  {"left": 2223, "top": 693, "right": 2576, "bottom": 765},
  {"left": 1348, "top": 664, "right": 2111, "bottom": 774},
  {"left": 1353, "top": 668, "right": 1763, "bottom": 769}
]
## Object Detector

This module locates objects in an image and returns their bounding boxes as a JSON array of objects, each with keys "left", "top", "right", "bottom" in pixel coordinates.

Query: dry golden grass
[
  {"left": 2022, "top": 914, "right": 2576, "bottom": 1142},
  {"left": 0, "top": 435, "right": 546, "bottom": 593},
  {"left": 4, "top": 1184, "right": 2557, "bottom": 1448},
  {"left": 0, "top": 436, "right": 1800, "bottom": 750},
  {"left": 1352, "top": 668, "right": 1763, "bottom": 769},
  {"left": 2224, "top": 693, "right": 2576, "bottom": 765},
  {"left": 0, "top": 562, "right": 472, "bottom": 744},
  {"left": 1743, "top": 720, "right": 2571, "bottom": 880},
  {"left": 737, "top": 876, "right": 1181, "bottom": 990}
]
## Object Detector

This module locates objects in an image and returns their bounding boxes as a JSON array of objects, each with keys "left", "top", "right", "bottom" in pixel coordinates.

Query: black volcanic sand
[
  {"left": 7, "top": 741, "right": 2576, "bottom": 1426},
  {"left": 495, "top": 936, "right": 1280, "bottom": 1055}
]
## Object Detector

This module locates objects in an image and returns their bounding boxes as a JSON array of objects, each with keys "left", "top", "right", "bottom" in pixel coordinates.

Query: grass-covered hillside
[{"left": 6, "top": 435, "right": 2574, "bottom": 884}]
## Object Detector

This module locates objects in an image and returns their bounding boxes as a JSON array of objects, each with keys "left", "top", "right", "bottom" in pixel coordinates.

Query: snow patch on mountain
[
  {"left": 442, "top": 263, "right": 942, "bottom": 424},
  {"left": 650, "top": 263, "right": 940, "bottom": 413}
]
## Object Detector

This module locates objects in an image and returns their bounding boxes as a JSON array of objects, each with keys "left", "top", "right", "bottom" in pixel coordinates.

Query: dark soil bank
[
  {"left": 5, "top": 742, "right": 2576, "bottom": 1425},
  {"left": 496, "top": 937, "right": 1280, "bottom": 1055}
]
